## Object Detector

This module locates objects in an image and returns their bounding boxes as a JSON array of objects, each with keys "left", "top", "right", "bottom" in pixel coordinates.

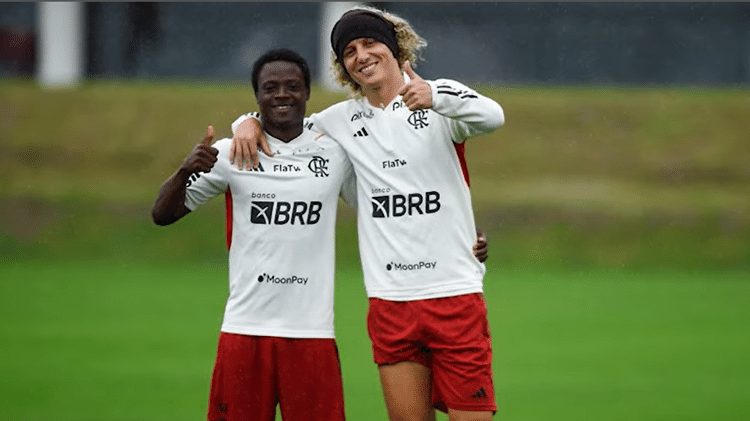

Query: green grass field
[
  {"left": 1, "top": 80, "right": 749, "bottom": 419},
  {"left": 1, "top": 261, "right": 748, "bottom": 420}
]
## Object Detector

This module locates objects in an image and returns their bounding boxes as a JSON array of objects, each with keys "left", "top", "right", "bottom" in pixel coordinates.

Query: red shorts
[
  {"left": 207, "top": 332, "right": 345, "bottom": 421},
  {"left": 367, "top": 293, "right": 496, "bottom": 413}
]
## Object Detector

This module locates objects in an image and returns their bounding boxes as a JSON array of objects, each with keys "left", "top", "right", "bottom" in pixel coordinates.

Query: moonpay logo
[
  {"left": 386, "top": 261, "right": 437, "bottom": 271},
  {"left": 257, "top": 273, "right": 309, "bottom": 285}
]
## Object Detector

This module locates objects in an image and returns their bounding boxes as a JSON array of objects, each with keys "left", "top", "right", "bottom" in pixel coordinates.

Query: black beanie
[{"left": 330, "top": 9, "right": 399, "bottom": 65}]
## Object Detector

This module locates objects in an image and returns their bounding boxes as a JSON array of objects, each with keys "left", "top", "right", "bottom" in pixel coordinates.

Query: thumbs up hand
[
  {"left": 182, "top": 125, "right": 219, "bottom": 175},
  {"left": 201, "top": 125, "right": 215, "bottom": 148},
  {"left": 398, "top": 61, "right": 433, "bottom": 111}
]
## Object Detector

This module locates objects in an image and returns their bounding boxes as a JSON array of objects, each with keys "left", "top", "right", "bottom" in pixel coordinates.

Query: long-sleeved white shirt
[{"left": 233, "top": 78, "right": 504, "bottom": 301}]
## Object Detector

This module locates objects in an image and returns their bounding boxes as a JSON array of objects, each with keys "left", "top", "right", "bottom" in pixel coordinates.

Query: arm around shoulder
[{"left": 231, "top": 112, "right": 261, "bottom": 134}]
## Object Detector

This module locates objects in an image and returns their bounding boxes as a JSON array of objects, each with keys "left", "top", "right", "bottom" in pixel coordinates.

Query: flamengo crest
[
  {"left": 407, "top": 110, "right": 429, "bottom": 129},
  {"left": 308, "top": 156, "right": 329, "bottom": 177}
]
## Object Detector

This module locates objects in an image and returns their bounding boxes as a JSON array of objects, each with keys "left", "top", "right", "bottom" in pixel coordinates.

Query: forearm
[
  {"left": 231, "top": 112, "right": 317, "bottom": 136},
  {"left": 231, "top": 112, "right": 261, "bottom": 134},
  {"left": 151, "top": 167, "right": 192, "bottom": 226}
]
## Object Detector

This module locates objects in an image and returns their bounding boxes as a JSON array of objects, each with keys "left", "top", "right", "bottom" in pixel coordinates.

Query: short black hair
[{"left": 251, "top": 48, "right": 311, "bottom": 93}]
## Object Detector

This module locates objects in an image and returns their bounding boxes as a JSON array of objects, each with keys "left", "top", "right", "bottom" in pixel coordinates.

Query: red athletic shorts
[
  {"left": 207, "top": 332, "right": 345, "bottom": 421},
  {"left": 367, "top": 293, "right": 496, "bottom": 413}
]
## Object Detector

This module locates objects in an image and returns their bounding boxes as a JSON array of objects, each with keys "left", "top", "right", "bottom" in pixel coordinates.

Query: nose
[
  {"left": 274, "top": 86, "right": 291, "bottom": 98},
  {"left": 347, "top": 43, "right": 369, "bottom": 64},
  {"left": 354, "top": 45, "right": 369, "bottom": 62}
]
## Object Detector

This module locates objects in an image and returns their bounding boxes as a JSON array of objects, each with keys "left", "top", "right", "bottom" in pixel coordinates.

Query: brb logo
[
  {"left": 371, "top": 191, "right": 440, "bottom": 218},
  {"left": 250, "top": 200, "right": 322, "bottom": 225}
]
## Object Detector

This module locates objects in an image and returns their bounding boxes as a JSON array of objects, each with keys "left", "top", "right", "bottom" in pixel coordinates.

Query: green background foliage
[{"left": 1, "top": 80, "right": 748, "bottom": 420}]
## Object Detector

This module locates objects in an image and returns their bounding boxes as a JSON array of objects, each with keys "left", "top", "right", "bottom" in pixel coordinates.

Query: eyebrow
[{"left": 261, "top": 78, "right": 303, "bottom": 86}]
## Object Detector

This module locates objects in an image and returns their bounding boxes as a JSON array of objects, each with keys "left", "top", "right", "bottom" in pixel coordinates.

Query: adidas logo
[
  {"left": 471, "top": 387, "right": 488, "bottom": 399},
  {"left": 353, "top": 127, "right": 369, "bottom": 137}
]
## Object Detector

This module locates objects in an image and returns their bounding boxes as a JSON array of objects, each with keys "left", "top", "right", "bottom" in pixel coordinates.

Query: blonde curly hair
[{"left": 330, "top": 6, "right": 427, "bottom": 97}]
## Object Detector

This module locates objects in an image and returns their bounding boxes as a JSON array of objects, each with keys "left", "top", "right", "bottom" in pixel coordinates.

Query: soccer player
[
  {"left": 151, "top": 48, "right": 354, "bottom": 421},
  {"left": 151, "top": 47, "right": 489, "bottom": 421},
  {"left": 229, "top": 7, "right": 504, "bottom": 421}
]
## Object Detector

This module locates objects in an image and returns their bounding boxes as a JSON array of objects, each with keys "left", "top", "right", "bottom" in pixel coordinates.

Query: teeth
[{"left": 361, "top": 63, "right": 376, "bottom": 73}]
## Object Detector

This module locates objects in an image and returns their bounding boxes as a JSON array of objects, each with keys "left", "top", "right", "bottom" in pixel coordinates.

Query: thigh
[
  {"left": 207, "top": 333, "right": 277, "bottom": 421},
  {"left": 276, "top": 338, "right": 346, "bottom": 421},
  {"left": 379, "top": 361, "right": 435, "bottom": 421},
  {"left": 367, "top": 298, "right": 430, "bottom": 367},
  {"left": 424, "top": 294, "right": 497, "bottom": 414},
  {"left": 369, "top": 298, "right": 435, "bottom": 420}
]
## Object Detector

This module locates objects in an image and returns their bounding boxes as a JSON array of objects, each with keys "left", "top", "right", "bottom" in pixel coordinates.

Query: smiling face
[
  {"left": 342, "top": 37, "right": 402, "bottom": 94},
  {"left": 255, "top": 60, "right": 309, "bottom": 141}
]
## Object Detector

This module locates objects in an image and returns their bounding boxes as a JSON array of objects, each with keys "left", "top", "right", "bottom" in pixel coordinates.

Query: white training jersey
[
  {"left": 233, "top": 78, "right": 504, "bottom": 301},
  {"left": 184, "top": 129, "right": 355, "bottom": 338}
]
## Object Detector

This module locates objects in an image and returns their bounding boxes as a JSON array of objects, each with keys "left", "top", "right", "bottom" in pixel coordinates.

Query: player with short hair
[
  {"left": 151, "top": 48, "right": 354, "bottom": 421},
  {"left": 230, "top": 7, "right": 504, "bottom": 421}
]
